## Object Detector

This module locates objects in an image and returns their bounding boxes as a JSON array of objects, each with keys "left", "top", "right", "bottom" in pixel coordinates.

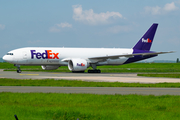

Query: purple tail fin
[{"left": 133, "top": 23, "right": 158, "bottom": 51}]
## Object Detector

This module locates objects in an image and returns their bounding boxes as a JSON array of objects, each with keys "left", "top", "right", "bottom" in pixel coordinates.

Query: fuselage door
[{"left": 23, "top": 51, "right": 27, "bottom": 59}]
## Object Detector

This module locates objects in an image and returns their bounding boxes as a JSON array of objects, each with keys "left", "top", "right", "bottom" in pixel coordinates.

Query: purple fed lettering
[
  {"left": 42, "top": 51, "right": 47, "bottom": 59},
  {"left": 31, "top": 50, "right": 36, "bottom": 59},
  {"left": 36, "top": 52, "right": 42, "bottom": 59}
]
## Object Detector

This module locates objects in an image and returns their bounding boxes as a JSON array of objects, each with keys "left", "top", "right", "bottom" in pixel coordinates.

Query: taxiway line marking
[
  {"left": 19, "top": 74, "right": 39, "bottom": 76},
  {"left": 48, "top": 73, "right": 61, "bottom": 74}
]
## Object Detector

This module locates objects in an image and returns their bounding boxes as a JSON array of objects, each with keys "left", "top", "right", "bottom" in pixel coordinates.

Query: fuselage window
[{"left": 6, "top": 53, "right": 13, "bottom": 55}]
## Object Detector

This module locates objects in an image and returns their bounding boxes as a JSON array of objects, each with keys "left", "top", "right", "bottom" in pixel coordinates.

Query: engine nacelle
[
  {"left": 68, "top": 59, "right": 89, "bottom": 71},
  {"left": 41, "top": 65, "right": 60, "bottom": 70}
]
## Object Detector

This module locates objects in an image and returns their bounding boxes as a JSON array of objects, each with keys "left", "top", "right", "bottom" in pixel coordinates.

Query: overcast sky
[{"left": 0, "top": 0, "right": 180, "bottom": 61}]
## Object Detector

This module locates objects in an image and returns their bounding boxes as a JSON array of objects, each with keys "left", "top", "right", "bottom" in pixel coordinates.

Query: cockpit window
[{"left": 7, "top": 53, "right": 13, "bottom": 55}]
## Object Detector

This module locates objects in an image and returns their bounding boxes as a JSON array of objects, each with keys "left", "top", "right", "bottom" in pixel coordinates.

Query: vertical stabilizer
[{"left": 133, "top": 23, "right": 158, "bottom": 51}]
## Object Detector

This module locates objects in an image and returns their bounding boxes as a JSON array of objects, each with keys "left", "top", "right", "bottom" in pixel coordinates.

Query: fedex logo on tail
[
  {"left": 31, "top": 50, "right": 59, "bottom": 59},
  {"left": 77, "top": 63, "right": 85, "bottom": 66},
  {"left": 142, "top": 38, "right": 152, "bottom": 43}
]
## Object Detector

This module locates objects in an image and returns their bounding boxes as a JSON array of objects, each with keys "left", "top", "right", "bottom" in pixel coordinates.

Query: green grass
[
  {"left": 1, "top": 62, "right": 180, "bottom": 73},
  {"left": 1, "top": 63, "right": 180, "bottom": 120},
  {"left": 1, "top": 92, "right": 180, "bottom": 120},
  {"left": 1, "top": 78, "right": 180, "bottom": 87},
  {"left": 1, "top": 63, "right": 180, "bottom": 119},
  {"left": 138, "top": 74, "right": 180, "bottom": 78}
]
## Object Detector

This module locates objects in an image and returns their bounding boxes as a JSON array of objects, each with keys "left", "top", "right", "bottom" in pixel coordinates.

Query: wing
[
  {"left": 61, "top": 51, "right": 174, "bottom": 63},
  {"left": 88, "top": 51, "right": 174, "bottom": 63}
]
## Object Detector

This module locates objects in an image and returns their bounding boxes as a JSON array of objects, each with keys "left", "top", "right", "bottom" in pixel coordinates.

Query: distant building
[
  {"left": 152, "top": 60, "right": 176, "bottom": 63},
  {"left": 136, "top": 60, "right": 176, "bottom": 63},
  {"left": 0, "top": 58, "right": 5, "bottom": 62}
]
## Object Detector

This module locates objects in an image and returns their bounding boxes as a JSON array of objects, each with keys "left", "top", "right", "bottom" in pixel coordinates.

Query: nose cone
[
  {"left": 2, "top": 55, "right": 12, "bottom": 63},
  {"left": 2, "top": 55, "right": 8, "bottom": 62}
]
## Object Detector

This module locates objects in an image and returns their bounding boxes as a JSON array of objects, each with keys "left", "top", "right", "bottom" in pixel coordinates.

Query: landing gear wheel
[
  {"left": 14, "top": 64, "right": 22, "bottom": 73},
  {"left": 72, "top": 71, "right": 85, "bottom": 73},
  {"left": 88, "top": 69, "right": 101, "bottom": 73},
  {"left": 97, "top": 69, "right": 101, "bottom": 73},
  {"left": 17, "top": 70, "right": 21, "bottom": 73}
]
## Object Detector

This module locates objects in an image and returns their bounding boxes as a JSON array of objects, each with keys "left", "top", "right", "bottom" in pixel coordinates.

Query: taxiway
[
  {"left": 0, "top": 86, "right": 180, "bottom": 95},
  {"left": 1, "top": 70, "right": 180, "bottom": 83},
  {"left": 1, "top": 70, "right": 180, "bottom": 95}
]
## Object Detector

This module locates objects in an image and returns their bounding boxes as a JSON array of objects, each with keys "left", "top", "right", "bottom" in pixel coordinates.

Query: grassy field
[
  {"left": 1, "top": 78, "right": 180, "bottom": 87},
  {"left": 1, "top": 62, "right": 180, "bottom": 73},
  {"left": 1, "top": 93, "right": 180, "bottom": 120},
  {"left": 138, "top": 73, "right": 180, "bottom": 78},
  {"left": 1, "top": 63, "right": 180, "bottom": 119}
]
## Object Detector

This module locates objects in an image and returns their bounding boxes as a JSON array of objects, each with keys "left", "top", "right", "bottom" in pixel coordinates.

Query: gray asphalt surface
[
  {"left": 1, "top": 70, "right": 180, "bottom": 95},
  {"left": 1, "top": 70, "right": 180, "bottom": 83},
  {"left": 1, "top": 86, "right": 180, "bottom": 95}
]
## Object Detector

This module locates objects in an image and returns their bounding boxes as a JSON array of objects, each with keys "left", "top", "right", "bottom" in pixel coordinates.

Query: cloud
[
  {"left": 144, "top": 2, "right": 178, "bottom": 15},
  {"left": 49, "top": 27, "right": 61, "bottom": 32},
  {"left": 145, "top": 6, "right": 161, "bottom": 15},
  {"left": 107, "top": 25, "right": 131, "bottom": 34},
  {"left": 56, "top": 22, "right": 72, "bottom": 28},
  {"left": 72, "top": 5, "right": 124, "bottom": 25},
  {"left": 49, "top": 22, "right": 72, "bottom": 32},
  {"left": 0, "top": 24, "right": 5, "bottom": 30},
  {"left": 164, "top": 2, "right": 178, "bottom": 11}
]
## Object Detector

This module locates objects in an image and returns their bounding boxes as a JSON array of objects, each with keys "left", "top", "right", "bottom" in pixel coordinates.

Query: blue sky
[{"left": 0, "top": 0, "right": 180, "bottom": 61}]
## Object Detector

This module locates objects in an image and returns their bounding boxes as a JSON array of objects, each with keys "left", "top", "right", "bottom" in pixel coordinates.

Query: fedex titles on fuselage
[
  {"left": 31, "top": 50, "right": 59, "bottom": 59},
  {"left": 31, "top": 50, "right": 86, "bottom": 66}
]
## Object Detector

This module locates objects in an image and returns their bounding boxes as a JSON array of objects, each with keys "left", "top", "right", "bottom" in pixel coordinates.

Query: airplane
[{"left": 3, "top": 23, "right": 173, "bottom": 73}]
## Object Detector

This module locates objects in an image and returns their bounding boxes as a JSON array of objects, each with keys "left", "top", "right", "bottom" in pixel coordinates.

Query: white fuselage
[{"left": 3, "top": 47, "right": 133, "bottom": 66}]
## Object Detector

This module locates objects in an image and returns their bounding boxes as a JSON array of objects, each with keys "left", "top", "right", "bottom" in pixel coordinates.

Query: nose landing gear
[
  {"left": 14, "top": 64, "right": 21, "bottom": 73},
  {"left": 17, "top": 69, "right": 21, "bottom": 73}
]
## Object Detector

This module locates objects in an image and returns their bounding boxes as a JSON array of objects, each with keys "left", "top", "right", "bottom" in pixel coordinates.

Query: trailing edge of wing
[{"left": 89, "top": 51, "right": 174, "bottom": 60}]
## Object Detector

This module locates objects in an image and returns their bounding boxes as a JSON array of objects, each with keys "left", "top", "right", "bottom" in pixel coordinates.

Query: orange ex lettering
[
  {"left": 53, "top": 53, "right": 59, "bottom": 59},
  {"left": 46, "top": 50, "right": 53, "bottom": 59}
]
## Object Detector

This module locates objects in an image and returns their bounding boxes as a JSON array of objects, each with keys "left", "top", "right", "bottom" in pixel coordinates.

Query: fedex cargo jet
[{"left": 3, "top": 23, "right": 173, "bottom": 73}]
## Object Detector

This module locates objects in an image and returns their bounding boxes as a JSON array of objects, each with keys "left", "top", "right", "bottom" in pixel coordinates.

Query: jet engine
[
  {"left": 41, "top": 65, "right": 60, "bottom": 70},
  {"left": 68, "top": 59, "right": 89, "bottom": 72}
]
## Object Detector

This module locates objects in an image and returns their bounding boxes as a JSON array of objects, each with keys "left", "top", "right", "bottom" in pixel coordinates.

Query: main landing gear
[
  {"left": 88, "top": 63, "right": 101, "bottom": 73},
  {"left": 72, "top": 71, "right": 85, "bottom": 73},
  {"left": 14, "top": 64, "right": 21, "bottom": 73},
  {"left": 88, "top": 69, "right": 101, "bottom": 73}
]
